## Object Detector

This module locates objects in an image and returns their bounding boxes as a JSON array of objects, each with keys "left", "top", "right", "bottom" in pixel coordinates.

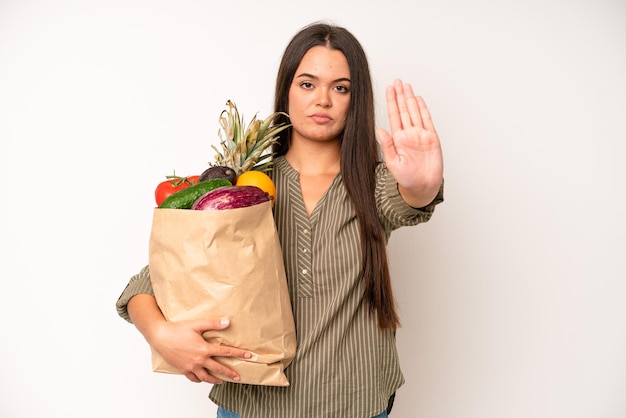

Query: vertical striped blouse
[{"left": 116, "top": 155, "right": 443, "bottom": 418}]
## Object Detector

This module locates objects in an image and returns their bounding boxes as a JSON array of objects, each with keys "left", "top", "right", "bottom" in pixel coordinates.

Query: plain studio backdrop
[{"left": 1, "top": 1, "right": 625, "bottom": 417}]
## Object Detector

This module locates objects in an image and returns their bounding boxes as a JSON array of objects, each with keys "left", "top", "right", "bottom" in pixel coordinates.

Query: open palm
[{"left": 377, "top": 79, "right": 444, "bottom": 208}]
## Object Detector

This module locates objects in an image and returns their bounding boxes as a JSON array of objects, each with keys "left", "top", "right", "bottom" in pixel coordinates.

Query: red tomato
[{"left": 154, "top": 175, "right": 199, "bottom": 206}]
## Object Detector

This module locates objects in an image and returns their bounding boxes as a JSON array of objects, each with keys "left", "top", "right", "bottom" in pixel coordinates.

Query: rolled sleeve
[
  {"left": 115, "top": 265, "right": 154, "bottom": 323},
  {"left": 376, "top": 163, "right": 444, "bottom": 232}
]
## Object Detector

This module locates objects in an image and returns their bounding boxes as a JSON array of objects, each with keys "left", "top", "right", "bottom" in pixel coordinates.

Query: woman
[{"left": 116, "top": 22, "right": 444, "bottom": 418}]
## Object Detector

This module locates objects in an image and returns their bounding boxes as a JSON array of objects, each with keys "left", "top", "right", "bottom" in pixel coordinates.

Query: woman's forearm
[{"left": 127, "top": 294, "right": 166, "bottom": 345}]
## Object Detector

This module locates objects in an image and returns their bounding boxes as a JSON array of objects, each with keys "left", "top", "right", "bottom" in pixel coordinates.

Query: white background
[{"left": 1, "top": 1, "right": 625, "bottom": 417}]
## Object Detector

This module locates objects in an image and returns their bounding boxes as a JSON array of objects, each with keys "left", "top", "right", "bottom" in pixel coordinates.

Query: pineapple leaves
[{"left": 212, "top": 100, "right": 291, "bottom": 175}]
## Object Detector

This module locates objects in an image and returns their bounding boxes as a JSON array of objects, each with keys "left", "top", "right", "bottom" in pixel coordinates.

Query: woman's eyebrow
[
  {"left": 295, "top": 73, "right": 351, "bottom": 83},
  {"left": 295, "top": 72, "right": 318, "bottom": 79}
]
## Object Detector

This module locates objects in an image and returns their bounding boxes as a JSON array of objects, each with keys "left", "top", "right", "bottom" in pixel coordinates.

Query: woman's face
[{"left": 287, "top": 46, "right": 351, "bottom": 145}]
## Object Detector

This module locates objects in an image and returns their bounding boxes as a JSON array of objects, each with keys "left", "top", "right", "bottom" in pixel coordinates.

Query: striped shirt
[{"left": 116, "top": 155, "right": 443, "bottom": 418}]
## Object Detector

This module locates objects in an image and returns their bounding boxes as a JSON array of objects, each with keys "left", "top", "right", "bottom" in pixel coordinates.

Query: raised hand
[{"left": 376, "top": 79, "right": 444, "bottom": 208}]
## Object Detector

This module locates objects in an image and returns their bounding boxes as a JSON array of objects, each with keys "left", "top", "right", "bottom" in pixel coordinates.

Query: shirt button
[
  {"left": 302, "top": 228, "right": 309, "bottom": 235},
  {"left": 302, "top": 248, "right": 307, "bottom": 253},
  {"left": 302, "top": 269, "right": 308, "bottom": 275}
]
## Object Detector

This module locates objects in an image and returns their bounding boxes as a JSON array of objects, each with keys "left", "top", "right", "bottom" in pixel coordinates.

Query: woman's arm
[
  {"left": 127, "top": 294, "right": 251, "bottom": 384},
  {"left": 115, "top": 264, "right": 251, "bottom": 385}
]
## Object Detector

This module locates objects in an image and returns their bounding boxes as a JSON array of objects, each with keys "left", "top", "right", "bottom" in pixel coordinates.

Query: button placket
[{"left": 297, "top": 225, "right": 313, "bottom": 297}]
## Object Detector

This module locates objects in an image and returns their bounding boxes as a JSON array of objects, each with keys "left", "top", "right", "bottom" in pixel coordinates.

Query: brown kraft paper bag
[{"left": 148, "top": 200, "right": 296, "bottom": 386}]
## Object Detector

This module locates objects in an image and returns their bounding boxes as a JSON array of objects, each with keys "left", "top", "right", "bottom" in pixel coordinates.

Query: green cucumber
[{"left": 159, "top": 178, "right": 232, "bottom": 209}]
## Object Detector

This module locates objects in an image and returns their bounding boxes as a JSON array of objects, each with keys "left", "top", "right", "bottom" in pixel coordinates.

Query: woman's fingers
[
  {"left": 403, "top": 83, "right": 425, "bottom": 130},
  {"left": 185, "top": 372, "right": 202, "bottom": 383},
  {"left": 393, "top": 80, "right": 413, "bottom": 130},
  {"left": 193, "top": 319, "right": 253, "bottom": 383},
  {"left": 416, "top": 96, "right": 435, "bottom": 131},
  {"left": 183, "top": 346, "right": 247, "bottom": 384},
  {"left": 386, "top": 83, "right": 402, "bottom": 134},
  {"left": 160, "top": 318, "right": 253, "bottom": 384},
  {"left": 388, "top": 79, "right": 424, "bottom": 131},
  {"left": 186, "top": 367, "right": 225, "bottom": 385},
  {"left": 376, "top": 127, "right": 397, "bottom": 162}
]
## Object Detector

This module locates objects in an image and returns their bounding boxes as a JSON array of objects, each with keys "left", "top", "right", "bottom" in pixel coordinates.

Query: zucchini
[{"left": 159, "top": 178, "right": 232, "bottom": 209}]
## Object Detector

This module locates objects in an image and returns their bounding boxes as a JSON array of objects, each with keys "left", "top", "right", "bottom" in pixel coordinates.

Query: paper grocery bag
[{"left": 148, "top": 201, "right": 296, "bottom": 386}]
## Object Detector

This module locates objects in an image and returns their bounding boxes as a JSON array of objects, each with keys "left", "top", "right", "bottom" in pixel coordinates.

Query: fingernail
[
  {"left": 233, "top": 375, "right": 240, "bottom": 382},
  {"left": 220, "top": 318, "right": 230, "bottom": 326},
  {"left": 244, "top": 352, "right": 252, "bottom": 359}
]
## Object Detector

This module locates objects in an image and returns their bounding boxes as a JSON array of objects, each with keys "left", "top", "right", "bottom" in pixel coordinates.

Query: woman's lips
[{"left": 310, "top": 113, "right": 331, "bottom": 123}]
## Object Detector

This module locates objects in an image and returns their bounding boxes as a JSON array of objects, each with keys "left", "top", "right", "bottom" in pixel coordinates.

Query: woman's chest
[{"left": 298, "top": 172, "right": 337, "bottom": 216}]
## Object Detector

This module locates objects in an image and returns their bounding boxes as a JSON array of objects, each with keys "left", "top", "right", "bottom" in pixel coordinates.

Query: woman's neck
[{"left": 285, "top": 139, "right": 341, "bottom": 176}]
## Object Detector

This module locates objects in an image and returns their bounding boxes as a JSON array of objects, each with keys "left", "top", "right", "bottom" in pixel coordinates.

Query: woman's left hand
[{"left": 377, "top": 79, "right": 444, "bottom": 208}]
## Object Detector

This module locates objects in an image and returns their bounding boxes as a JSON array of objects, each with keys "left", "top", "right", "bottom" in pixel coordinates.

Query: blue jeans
[
  {"left": 217, "top": 407, "right": 388, "bottom": 417},
  {"left": 216, "top": 408, "right": 238, "bottom": 418}
]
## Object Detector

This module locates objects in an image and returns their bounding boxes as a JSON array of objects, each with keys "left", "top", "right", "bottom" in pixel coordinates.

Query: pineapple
[{"left": 211, "top": 100, "right": 290, "bottom": 176}]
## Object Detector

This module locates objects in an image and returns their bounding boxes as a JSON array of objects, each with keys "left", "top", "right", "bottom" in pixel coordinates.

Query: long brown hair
[{"left": 272, "top": 22, "right": 400, "bottom": 329}]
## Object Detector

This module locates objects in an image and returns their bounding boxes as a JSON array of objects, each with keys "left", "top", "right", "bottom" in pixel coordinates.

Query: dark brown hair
[{"left": 272, "top": 22, "right": 400, "bottom": 329}]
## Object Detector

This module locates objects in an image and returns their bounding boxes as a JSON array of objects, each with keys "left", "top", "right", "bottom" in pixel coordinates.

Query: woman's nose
[{"left": 316, "top": 89, "right": 331, "bottom": 107}]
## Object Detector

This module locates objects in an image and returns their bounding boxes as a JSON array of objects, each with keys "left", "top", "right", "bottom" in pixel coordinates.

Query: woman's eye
[
  {"left": 300, "top": 82, "right": 313, "bottom": 89},
  {"left": 335, "top": 85, "right": 350, "bottom": 93}
]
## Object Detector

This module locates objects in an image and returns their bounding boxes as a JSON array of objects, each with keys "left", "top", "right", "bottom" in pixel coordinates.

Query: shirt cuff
[{"left": 385, "top": 174, "right": 444, "bottom": 216}]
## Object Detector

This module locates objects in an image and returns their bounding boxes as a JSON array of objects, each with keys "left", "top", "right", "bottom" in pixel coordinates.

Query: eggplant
[{"left": 191, "top": 185, "right": 269, "bottom": 210}]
